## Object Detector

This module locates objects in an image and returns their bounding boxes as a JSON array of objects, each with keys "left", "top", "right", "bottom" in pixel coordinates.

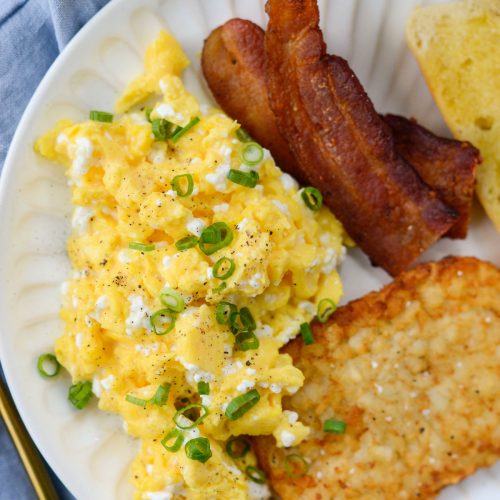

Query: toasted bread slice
[
  {"left": 407, "top": 0, "right": 500, "bottom": 233},
  {"left": 254, "top": 256, "right": 500, "bottom": 499}
]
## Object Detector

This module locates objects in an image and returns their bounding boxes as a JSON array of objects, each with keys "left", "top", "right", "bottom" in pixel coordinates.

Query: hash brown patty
[{"left": 254, "top": 256, "right": 500, "bottom": 499}]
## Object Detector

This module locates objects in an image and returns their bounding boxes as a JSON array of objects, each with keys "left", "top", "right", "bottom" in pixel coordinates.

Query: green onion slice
[
  {"left": 200, "top": 221, "right": 229, "bottom": 243},
  {"left": 171, "top": 117, "right": 201, "bottom": 143},
  {"left": 199, "top": 222, "right": 233, "bottom": 255},
  {"left": 324, "top": 418, "right": 347, "bottom": 434},
  {"left": 171, "top": 173, "right": 194, "bottom": 197},
  {"left": 284, "top": 454, "right": 310, "bottom": 478},
  {"left": 145, "top": 107, "right": 153, "bottom": 122},
  {"left": 150, "top": 309, "right": 176, "bottom": 335},
  {"left": 37, "top": 353, "right": 61, "bottom": 378},
  {"left": 227, "top": 169, "right": 259, "bottom": 188},
  {"left": 161, "top": 428, "right": 184, "bottom": 452},
  {"left": 159, "top": 287, "right": 185, "bottom": 313},
  {"left": 173, "top": 403, "right": 210, "bottom": 429},
  {"left": 126, "top": 383, "right": 171, "bottom": 407},
  {"left": 317, "top": 298, "right": 337, "bottom": 323},
  {"left": 235, "top": 331, "right": 260, "bottom": 352},
  {"left": 129, "top": 242, "right": 155, "bottom": 252},
  {"left": 151, "top": 383, "right": 171, "bottom": 406},
  {"left": 68, "top": 381, "right": 93, "bottom": 410},
  {"left": 212, "top": 257, "right": 235, "bottom": 280},
  {"left": 197, "top": 381, "right": 210, "bottom": 396},
  {"left": 215, "top": 302, "right": 237, "bottom": 325},
  {"left": 185, "top": 437, "right": 212, "bottom": 463},
  {"left": 151, "top": 118, "right": 175, "bottom": 141},
  {"left": 89, "top": 110, "right": 113, "bottom": 123},
  {"left": 245, "top": 465, "right": 267, "bottom": 484},
  {"left": 175, "top": 235, "right": 199, "bottom": 251},
  {"left": 301, "top": 187, "right": 323, "bottom": 211},
  {"left": 300, "top": 322, "right": 315, "bottom": 345},
  {"left": 239, "top": 142, "right": 264, "bottom": 166},
  {"left": 236, "top": 127, "right": 253, "bottom": 142},
  {"left": 212, "top": 282, "right": 227, "bottom": 294},
  {"left": 125, "top": 394, "right": 149, "bottom": 407},
  {"left": 230, "top": 306, "right": 256, "bottom": 334},
  {"left": 225, "top": 389, "right": 260, "bottom": 421},
  {"left": 226, "top": 436, "right": 251, "bottom": 459}
]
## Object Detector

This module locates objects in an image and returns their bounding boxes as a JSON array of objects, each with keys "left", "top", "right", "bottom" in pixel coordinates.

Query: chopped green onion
[
  {"left": 227, "top": 169, "right": 259, "bottom": 188},
  {"left": 151, "top": 383, "right": 171, "bottom": 406},
  {"left": 37, "top": 353, "right": 61, "bottom": 378},
  {"left": 173, "top": 404, "right": 210, "bottom": 429},
  {"left": 245, "top": 465, "right": 267, "bottom": 484},
  {"left": 125, "top": 394, "right": 149, "bottom": 407},
  {"left": 239, "top": 142, "right": 264, "bottom": 166},
  {"left": 126, "top": 383, "right": 171, "bottom": 407},
  {"left": 175, "top": 235, "right": 199, "bottom": 251},
  {"left": 213, "top": 257, "right": 235, "bottom": 280},
  {"left": 161, "top": 428, "right": 184, "bottom": 452},
  {"left": 145, "top": 107, "right": 153, "bottom": 122},
  {"left": 215, "top": 302, "right": 237, "bottom": 325},
  {"left": 152, "top": 118, "right": 175, "bottom": 141},
  {"left": 225, "top": 389, "right": 260, "bottom": 421},
  {"left": 159, "top": 287, "right": 185, "bottom": 313},
  {"left": 129, "top": 242, "right": 155, "bottom": 252},
  {"left": 324, "top": 418, "right": 346, "bottom": 434},
  {"left": 185, "top": 437, "right": 212, "bottom": 463},
  {"left": 317, "top": 298, "right": 336, "bottom": 323},
  {"left": 284, "top": 454, "right": 310, "bottom": 478},
  {"left": 226, "top": 436, "right": 251, "bottom": 458},
  {"left": 199, "top": 222, "right": 233, "bottom": 255},
  {"left": 235, "top": 331, "right": 260, "bottom": 352},
  {"left": 230, "top": 307, "right": 256, "bottom": 334},
  {"left": 89, "top": 110, "right": 113, "bottom": 123},
  {"left": 301, "top": 187, "right": 323, "bottom": 211},
  {"left": 212, "top": 282, "right": 227, "bottom": 294},
  {"left": 150, "top": 309, "right": 176, "bottom": 335},
  {"left": 197, "top": 381, "right": 210, "bottom": 395},
  {"left": 300, "top": 322, "right": 315, "bottom": 345},
  {"left": 200, "top": 221, "right": 230, "bottom": 244},
  {"left": 68, "top": 381, "right": 93, "bottom": 410},
  {"left": 171, "top": 173, "right": 194, "bottom": 197},
  {"left": 236, "top": 127, "right": 253, "bottom": 142},
  {"left": 171, "top": 117, "right": 201, "bottom": 143}
]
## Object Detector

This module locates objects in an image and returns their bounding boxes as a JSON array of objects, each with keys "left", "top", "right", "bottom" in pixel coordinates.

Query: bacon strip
[
  {"left": 384, "top": 114, "right": 479, "bottom": 239},
  {"left": 201, "top": 19, "right": 303, "bottom": 182},
  {"left": 202, "top": 18, "right": 478, "bottom": 243},
  {"left": 264, "top": 0, "right": 457, "bottom": 276}
]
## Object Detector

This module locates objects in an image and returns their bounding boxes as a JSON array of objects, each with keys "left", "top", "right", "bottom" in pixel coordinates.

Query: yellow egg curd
[{"left": 35, "top": 31, "right": 346, "bottom": 500}]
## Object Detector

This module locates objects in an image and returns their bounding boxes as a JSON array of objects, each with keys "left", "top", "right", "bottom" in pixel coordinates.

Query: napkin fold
[{"left": 0, "top": 2, "right": 110, "bottom": 498}]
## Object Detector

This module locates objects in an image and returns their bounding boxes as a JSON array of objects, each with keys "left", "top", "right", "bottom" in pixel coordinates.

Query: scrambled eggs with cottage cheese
[{"left": 35, "top": 31, "right": 346, "bottom": 499}]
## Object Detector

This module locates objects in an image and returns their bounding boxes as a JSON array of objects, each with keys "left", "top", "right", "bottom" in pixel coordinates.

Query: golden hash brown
[{"left": 254, "top": 256, "right": 500, "bottom": 499}]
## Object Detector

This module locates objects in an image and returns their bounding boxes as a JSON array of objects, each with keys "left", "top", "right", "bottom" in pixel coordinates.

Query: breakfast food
[
  {"left": 254, "top": 256, "right": 500, "bottom": 499},
  {"left": 265, "top": 0, "right": 459, "bottom": 277},
  {"left": 202, "top": 18, "right": 480, "bottom": 241},
  {"left": 384, "top": 114, "right": 479, "bottom": 239},
  {"left": 201, "top": 19, "right": 302, "bottom": 184},
  {"left": 407, "top": 0, "right": 500, "bottom": 233},
  {"left": 35, "top": 30, "right": 348, "bottom": 499}
]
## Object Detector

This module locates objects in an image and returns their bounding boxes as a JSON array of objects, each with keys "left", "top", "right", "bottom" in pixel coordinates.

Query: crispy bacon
[
  {"left": 264, "top": 0, "right": 457, "bottom": 276},
  {"left": 384, "top": 114, "right": 480, "bottom": 238},
  {"left": 201, "top": 19, "right": 303, "bottom": 182}
]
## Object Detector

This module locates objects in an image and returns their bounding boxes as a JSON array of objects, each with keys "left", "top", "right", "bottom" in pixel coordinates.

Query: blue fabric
[{"left": 0, "top": 2, "right": 110, "bottom": 498}]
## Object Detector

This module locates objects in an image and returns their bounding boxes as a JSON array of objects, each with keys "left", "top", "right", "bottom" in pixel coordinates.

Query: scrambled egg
[{"left": 35, "top": 31, "right": 346, "bottom": 500}]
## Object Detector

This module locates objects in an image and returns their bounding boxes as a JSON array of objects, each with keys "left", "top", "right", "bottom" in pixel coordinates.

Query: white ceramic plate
[{"left": 0, "top": 0, "right": 499, "bottom": 498}]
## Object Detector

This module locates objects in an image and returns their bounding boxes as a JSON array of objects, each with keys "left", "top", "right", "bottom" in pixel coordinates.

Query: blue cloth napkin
[{"left": 0, "top": 2, "right": 110, "bottom": 498}]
